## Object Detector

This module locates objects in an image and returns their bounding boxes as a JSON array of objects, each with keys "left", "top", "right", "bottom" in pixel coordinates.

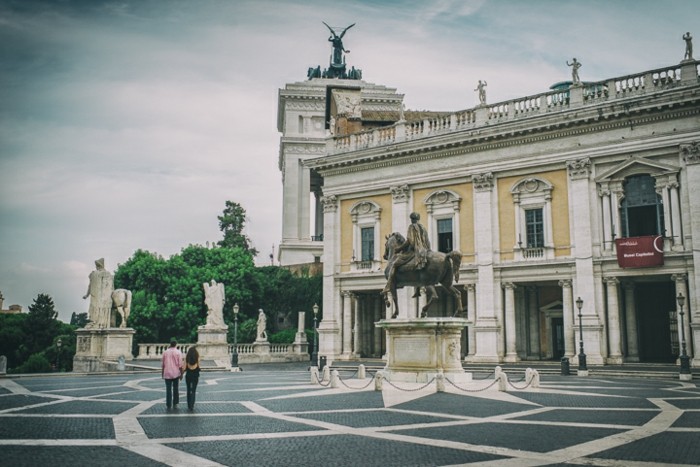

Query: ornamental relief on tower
[
  {"left": 285, "top": 101, "right": 325, "bottom": 112},
  {"left": 284, "top": 143, "right": 326, "bottom": 155}
]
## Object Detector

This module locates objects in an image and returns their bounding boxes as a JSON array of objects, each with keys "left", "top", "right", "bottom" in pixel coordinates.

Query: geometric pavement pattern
[{"left": 1, "top": 365, "right": 699, "bottom": 466}]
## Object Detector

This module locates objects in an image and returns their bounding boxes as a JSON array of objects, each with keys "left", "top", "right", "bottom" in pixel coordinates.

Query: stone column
[
  {"left": 672, "top": 274, "right": 691, "bottom": 359},
  {"left": 622, "top": 283, "right": 639, "bottom": 362},
  {"left": 390, "top": 184, "right": 412, "bottom": 318},
  {"left": 669, "top": 179, "right": 683, "bottom": 248},
  {"left": 527, "top": 286, "right": 540, "bottom": 359},
  {"left": 656, "top": 180, "right": 672, "bottom": 244},
  {"left": 341, "top": 291, "right": 354, "bottom": 358},
  {"left": 373, "top": 295, "right": 382, "bottom": 357},
  {"left": 318, "top": 195, "right": 342, "bottom": 361},
  {"left": 353, "top": 297, "right": 360, "bottom": 357},
  {"left": 472, "top": 172, "right": 500, "bottom": 362},
  {"left": 568, "top": 158, "right": 604, "bottom": 365},
  {"left": 681, "top": 143, "right": 700, "bottom": 365},
  {"left": 503, "top": 282, "right": 518, "bottom": 362},
  {"left": 466, "top": 284, "right": 476, "bottom": 359},
  {"left": 598, "top": 184, "right": 613, "bottom": 251},
  {"left": 559, "top": 279, "right": 575, "bottom": 358},
  {"left": 604, "top": 277, "right": 623, "bottom": 364}
]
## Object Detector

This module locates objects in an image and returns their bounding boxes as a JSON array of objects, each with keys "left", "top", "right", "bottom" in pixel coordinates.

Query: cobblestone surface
[{"left": 1, "top": 364, "right": 699, "bottom": 466}]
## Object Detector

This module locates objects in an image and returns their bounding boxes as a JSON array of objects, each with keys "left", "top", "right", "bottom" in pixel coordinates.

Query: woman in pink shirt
[{"left": 161, "top": 340, "right": 184, "bottom": 409}]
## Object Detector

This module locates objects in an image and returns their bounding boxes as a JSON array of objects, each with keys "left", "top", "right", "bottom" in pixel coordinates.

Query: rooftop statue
[
  {"left": 475, "top": 80, "right": 488, "bottom": 105},
  {"left": 683, "top": 32, "right": 693, "bottom": 60},
  {"left": 566, "top": 58, "right": 582, "bottom": 84},
  {"left": 323, "top": 22, "right": 355, "bottom": 66},
  {"left": 382, "top": 213, "right": 464, "bottom": 318}
]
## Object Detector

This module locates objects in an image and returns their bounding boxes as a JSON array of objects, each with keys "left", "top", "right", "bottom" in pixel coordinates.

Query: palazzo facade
[{"left": 277, "top": 51, "right": 700, "bottom": 367}]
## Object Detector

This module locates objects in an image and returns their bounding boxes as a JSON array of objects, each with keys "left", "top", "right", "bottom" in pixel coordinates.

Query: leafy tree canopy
[{"left": 217, "top": 200, "right": 258, "bottom": 256}]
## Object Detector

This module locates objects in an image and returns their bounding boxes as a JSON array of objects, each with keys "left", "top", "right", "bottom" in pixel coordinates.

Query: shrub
[{"left": 13, "top": 352, "right": 52, "bottom": 374}]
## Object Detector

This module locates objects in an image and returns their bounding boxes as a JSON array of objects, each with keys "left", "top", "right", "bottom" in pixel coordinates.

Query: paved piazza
[{"left": 1, "top": 364, "right": 699, "bottom": 466}]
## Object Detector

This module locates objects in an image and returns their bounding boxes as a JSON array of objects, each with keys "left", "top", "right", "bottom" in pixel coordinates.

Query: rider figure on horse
[{"left": 383, "top": 212, "right": 431, "bottom": 295}]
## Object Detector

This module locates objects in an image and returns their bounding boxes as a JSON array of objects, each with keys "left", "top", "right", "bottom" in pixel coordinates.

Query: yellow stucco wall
[
  {"left": 498, "top": 169, "right": 571, "bottom": 261},
  {"left": 339, "top": 194, "right": 393, "bottom": 272}
]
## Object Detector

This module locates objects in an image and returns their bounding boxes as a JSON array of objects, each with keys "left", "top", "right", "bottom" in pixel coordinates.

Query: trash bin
[
  {"left": 560, "top": 357, "right": 570, "bottom": 376},
  {"left": 319, "top": 356, "right": 327, "bottom": 371}
]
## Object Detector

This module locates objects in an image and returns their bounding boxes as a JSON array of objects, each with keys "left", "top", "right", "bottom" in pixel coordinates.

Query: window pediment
[{"left": 595, "top": 156, "right": 678, "bottom": 182}]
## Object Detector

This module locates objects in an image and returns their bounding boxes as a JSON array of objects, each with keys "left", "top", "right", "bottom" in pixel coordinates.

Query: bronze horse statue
[{"left": 382, "top": 232, "right": 464, "bottom": 318}]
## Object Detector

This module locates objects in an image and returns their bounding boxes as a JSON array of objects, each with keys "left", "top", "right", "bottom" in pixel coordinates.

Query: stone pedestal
[
  {"left": 73, "top": 327, "right": 135, "bottom": 372},
  {"left": 376, "top": 318, "right": 472, "bottom": 383},
  {"left": 197, "top": 325, "right": 230, "bottom": 368}
]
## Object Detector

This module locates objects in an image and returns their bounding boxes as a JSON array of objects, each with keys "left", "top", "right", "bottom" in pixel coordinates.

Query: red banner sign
[{"left": 615, "top": 236, "right": 664, "bottom": 268}]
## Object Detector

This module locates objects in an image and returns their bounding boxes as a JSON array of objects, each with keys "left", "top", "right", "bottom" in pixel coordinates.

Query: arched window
[{"left": 620, "top": 174, "right": 664, "bottom": 237}]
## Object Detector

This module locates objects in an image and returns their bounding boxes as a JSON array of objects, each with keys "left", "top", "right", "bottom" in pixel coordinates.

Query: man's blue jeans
[{"left": 165, "top": 378, "right": 180, "bottom": 408}]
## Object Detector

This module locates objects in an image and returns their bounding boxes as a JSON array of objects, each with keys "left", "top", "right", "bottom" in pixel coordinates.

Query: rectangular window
[
  {"left": 361, "top": 227, "right": 374, "bottom": 261},
  {"left": 437, "top": 218, "right": 453, "bottom": 253},
  {"left": 525, "top": 208, "right": 544, "bottom": 248}
]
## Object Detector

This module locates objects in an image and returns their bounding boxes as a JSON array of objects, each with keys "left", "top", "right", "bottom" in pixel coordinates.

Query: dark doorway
[
  {"left": 636, "top": 282, "right": 675, "bottom": 363},
  {"left": 552, "top": 317, "right": 564, "bottom": 359}
]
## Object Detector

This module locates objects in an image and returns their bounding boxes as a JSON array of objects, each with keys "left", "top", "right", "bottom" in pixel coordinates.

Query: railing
[
  {"left": 137, "top": 342, "right": 308, "bottom": 362},
  {"left": 326, "top": 61, "right": 697, "bottom": 155},
  {"left": 522, "top": 247, "right": 545, "bottom": 259}
]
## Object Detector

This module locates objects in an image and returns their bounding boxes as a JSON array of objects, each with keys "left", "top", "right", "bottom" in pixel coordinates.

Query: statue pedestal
[
  {"left": 73, "top": 327, "right": 135, "bottom": 373},
  {"left": 376, "top": 318, "right": 471, "bottom": 383},
  {"left": 197, "top": 325, "right": 230, "bottom": 367}
]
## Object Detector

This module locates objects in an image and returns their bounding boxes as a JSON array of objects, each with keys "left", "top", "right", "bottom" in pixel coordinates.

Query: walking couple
[{"left": 161, "top": 340, "right": 201, "bottom": 411}]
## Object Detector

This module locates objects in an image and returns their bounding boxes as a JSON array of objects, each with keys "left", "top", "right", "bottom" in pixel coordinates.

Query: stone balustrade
[
  {"left": 326, "top": 61, "right": 698, "bottom": 156},
  {"left": 136, "top": 341, "right": 308, "bottom": 364}
]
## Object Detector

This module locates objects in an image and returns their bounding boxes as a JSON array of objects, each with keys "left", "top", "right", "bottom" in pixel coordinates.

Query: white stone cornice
[
  {"left": 680, "top": 141, "right": 700, "bottom": 164},
  {"left": 284, "top": 101, "right": 325, "bottom": 111},
  {"left": 390, "top": 184, "right": 410, "bottom": 203},
  {"left": 472, "top": 172, "right": 494, "bottom": 191},
  {"left": 566, "top": 158, "right": 591, "bottom": 180}
]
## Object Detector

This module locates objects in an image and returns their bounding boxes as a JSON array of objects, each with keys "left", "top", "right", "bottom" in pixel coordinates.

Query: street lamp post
[
  {"left": 56, "top": 338, "right": 62, "bottom": 372},
  {"left": 311, "top": 303, "right": 319, "bottom": 367},
  {"left": 576, "top": 297, "right": 588, "bottom": 375},
  {"left": 676, "top": 293, "right": 691, "bottom": 379},
  {"left": 231, "top": 304, "right": 240, "bottom": 371}
]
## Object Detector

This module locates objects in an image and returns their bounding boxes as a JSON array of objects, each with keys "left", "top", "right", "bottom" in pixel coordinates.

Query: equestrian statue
[{"left": 382, "top": 213, "right": 463, "bottom": 318}]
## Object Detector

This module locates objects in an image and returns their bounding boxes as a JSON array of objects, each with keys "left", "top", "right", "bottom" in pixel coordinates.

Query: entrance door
[
  {"left": 551, "top": 317, "right": 565, "bottom": 359},
  {"left": 636, "top": 282, "right": 675, "bottom": 363}
]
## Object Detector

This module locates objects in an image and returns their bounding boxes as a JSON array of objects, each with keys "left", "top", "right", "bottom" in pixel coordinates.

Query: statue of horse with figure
[
  {"left": 382, "top": 232, "right": 464, "bottom": 319},
  {"left": 111, "top": 289, "right": 132, "bottom": 328}
]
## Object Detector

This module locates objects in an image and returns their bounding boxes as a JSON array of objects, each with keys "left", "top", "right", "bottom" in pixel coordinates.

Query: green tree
[
  {"left": 0, "top": 313, "right": 28, "bottom": 369},
  {"left": 217, "top": 200, "right": 258, "bottom": 256},
  {"left": 115, "top": 244, "right": 261, "bottom": 348},
  {"left": 252, "top": 266, "right": 322, "bottom": 333},
  {"left": 23, "top": 293, "right": 61, "bottom": 358},
  {"left": 70, "top": 312, "right": 89, "bottom": 327}
]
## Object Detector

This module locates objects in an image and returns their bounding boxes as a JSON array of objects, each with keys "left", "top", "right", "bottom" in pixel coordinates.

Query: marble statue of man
[
  {"left": 256, "top": 309, "right": 268, "bottom": 341},
  {"left": 683, "top": 32, "right": 693, "bottom": 60},
  {"left": 203, "top": 279, "right": 226, "bottom": 328},
  {"left": 475, "top": 80, "right": 487, "bottom": 105},
  {"left": 82, "top": 258, "right": 114, "bottom": 328},
  {"left": 566, "top": 58, "right": 582, "bottom": 84}
]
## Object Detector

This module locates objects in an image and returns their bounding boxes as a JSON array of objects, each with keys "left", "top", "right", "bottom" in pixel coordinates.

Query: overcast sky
[{"left": 1, "top": 0, "right": 698, "bottom": 322}]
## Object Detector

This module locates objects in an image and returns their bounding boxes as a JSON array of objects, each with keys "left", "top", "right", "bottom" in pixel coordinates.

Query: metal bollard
[{"left": 561, "top": 357, "right": 570, "bottom": 376}]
